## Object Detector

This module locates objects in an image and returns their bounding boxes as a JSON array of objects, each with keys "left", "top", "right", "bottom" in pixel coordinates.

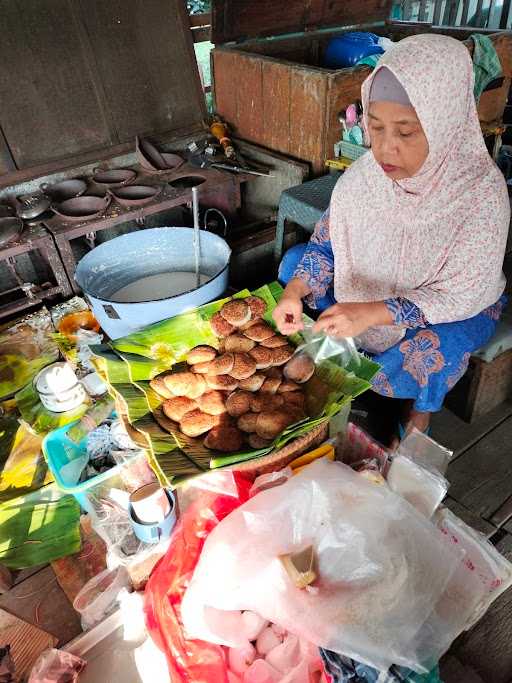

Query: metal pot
[
  {"left": 0, "top": 217, "right": 23, "bottom": 247},
  {"left": 92, "top": 168, "right": 137, "bottom": 187},
  {"left": 109, "top": 184, "right": 162, "bottom": 207},
  {"left": 40, "top": 178, "right": 87, "bottom": 201},
  {"left": 16, "top": 192, "right": 51, "bottom": 220},
  {"left": 52, "top": 195, "right": 111, "bottom": 222},
  {"left": 136, "top": 136, "right": 184, "bottom": 173},
  {"left": 75, "top": 227, "right": 232, "bottom": 339}
]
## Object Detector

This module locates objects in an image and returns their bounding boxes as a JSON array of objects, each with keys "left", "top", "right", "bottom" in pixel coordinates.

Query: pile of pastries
[{"left": 150, "top": 296, "right": 315, "bottom": 452}]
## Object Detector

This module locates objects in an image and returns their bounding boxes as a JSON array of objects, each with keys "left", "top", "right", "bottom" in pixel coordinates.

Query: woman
[{"left": 273, "top": 34, "right": 509, "bottom": 442}]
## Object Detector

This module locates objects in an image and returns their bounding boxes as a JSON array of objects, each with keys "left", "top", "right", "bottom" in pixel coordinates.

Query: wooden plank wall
[{"left": 213, "top": 48, "right": 330, "bottom": 173}]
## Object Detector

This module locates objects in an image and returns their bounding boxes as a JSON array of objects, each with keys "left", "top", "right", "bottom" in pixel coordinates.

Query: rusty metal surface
[
  {"left": 43, "top": 163, "right": 247, "bottom": 294},
  {"left": 211, "top": 0, "right": 393, "bottom": 44},
  {"left": 0, "top": 224, "right": 72, "bottom": 318},
  {"left": 0, "top": 0, "right": 205, "bottom": 172}
]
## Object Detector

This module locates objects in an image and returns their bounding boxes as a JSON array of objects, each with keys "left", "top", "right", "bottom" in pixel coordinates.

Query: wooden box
[
  {"left": 212, "top": 0, "right": 512, "bottom": 174},
  {"left": 446, "top": 350, "right": 512, "bottom": 423}
]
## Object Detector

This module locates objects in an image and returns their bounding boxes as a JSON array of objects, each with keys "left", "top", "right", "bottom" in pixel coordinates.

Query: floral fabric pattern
[
  {"left": 385, "top": 297, "right": 428, "bottom": 328},
  {"left": 399, "top": 330, "right": 445, "bottom": 387},
  {"left": 281, "top": 244, "right": 507, "bottom": 413}
]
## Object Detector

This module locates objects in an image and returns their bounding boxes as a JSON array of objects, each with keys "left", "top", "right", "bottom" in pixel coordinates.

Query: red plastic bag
[{"left": 144, "top": 471, "right": 252, "bottom": 683}]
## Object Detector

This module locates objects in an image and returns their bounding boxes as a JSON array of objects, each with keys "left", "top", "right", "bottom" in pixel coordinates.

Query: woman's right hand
[{"left": 273, "top": 294, "right": 304, "bottom": 336}]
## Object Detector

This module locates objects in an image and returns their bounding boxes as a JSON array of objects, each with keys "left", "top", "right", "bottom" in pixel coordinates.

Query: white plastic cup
[{"left": 129, "top": 482, "right": 171, "bottom": 524}]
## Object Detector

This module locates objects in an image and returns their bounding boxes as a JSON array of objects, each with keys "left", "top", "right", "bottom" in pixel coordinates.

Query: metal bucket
[{"left": 75, "top": 227, "right": 231, "bottom": 339}]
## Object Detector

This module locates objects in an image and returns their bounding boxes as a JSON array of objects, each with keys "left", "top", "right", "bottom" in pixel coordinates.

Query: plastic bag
[
  {"left": 181, "top": 459, "right": 463, "bottom": 674},
  {"left": 143, "top": 471, "right": 253, "bottom": 683},
  {"left": 72, "top": 565, "right": 131, "bottom": 630},
  {"left": 27, "top": 648, "right": 85, "bottom": 683},
  {"left": 296, "top": 323, "right": 360, "bottom": 368},
  {"left": 395, "top": 429, "right": 453, "bottom": 476},
  {"left": 387, "top": 456, "right": 448, "bottom": 518}
]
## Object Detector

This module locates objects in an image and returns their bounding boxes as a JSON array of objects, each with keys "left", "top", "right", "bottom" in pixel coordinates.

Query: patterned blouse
[{"left": 294, "top": 208, "right": 429, "bottom": 328}]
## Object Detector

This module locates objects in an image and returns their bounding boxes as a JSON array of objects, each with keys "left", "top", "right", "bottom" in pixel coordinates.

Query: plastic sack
[
  {"left": 143, "top": 470, "right": 253, "bottom": 683},
  {"left": 395, "top": 429, "right": 453, "bottom": 476},
  {"left": 434, "top": 507, "right": 512, "bottom": 629},
  {"left": 73, "top": 565, "right": 131, "bottom": 630},
  {"left": 387, "top": 455, "right": 448, "bottom": 518},
  {"left": 27, "top": 648, "right": 85, "bottom": 683},
  {"left": 181, "top": 459, "right": 463, "bottom": 674},
  {"left": 296, "top": 322, "right": 360, "bottom": 368}
]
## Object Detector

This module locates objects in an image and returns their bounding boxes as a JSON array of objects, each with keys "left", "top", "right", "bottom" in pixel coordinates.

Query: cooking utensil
[
  {"left": 109, "top": 184, "right": 162, "bottom": 207},
  {"left": 15, "top": 192, "right": 51, "bottom": 220},
  {"left": 168, "top": 174, "right": 207, "bottom": 190},
  {"left": 40, "top": 178, "right": 87, "bottom": 201},
  {"left": 0, "top": 217, "right": 23, "bottom": 247},
  {"left": 136, "top": 136, "right": 185, "bottom": 173},
  {"left": 52, "top": 195, "right": 111, "bottom": 222},
  {"left": 136, "top": 136, "right": 167, "bottom": 170},
  {"left": 92, "top": 168, "right": 137, "bottom": 187}
]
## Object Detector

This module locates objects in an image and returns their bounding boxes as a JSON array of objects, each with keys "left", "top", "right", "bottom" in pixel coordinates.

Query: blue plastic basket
[{"left": 43, "top": 419, "right": 129, "bottom": 515}]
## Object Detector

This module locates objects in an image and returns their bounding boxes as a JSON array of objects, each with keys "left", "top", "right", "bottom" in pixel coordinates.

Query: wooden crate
[
  {"left": 211, "top": 0, "right": 512, "bottom": 174},
  {"left": 446, "top": 350, "right": 512, "bottom": 422}
]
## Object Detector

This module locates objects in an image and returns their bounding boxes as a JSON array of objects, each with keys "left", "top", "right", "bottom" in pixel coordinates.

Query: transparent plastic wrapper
[
  {"left": 296, "top": 323, "right": 360, "bottom": 368},
  {"left": 72, "top": 565, "right": 131, "bottom": 630},
  {"left": 405, "top": 507, "right": 512, "bottom": 670},
  {"left": 27, "top": 649, "right": 85, "bottom": 683},
  {"left": 336, "top": 422, "right": 390, "bottom": 475},
  {"left": 250, "top": 468, "right": 293, "bottom": 497},
  {"left": 387, "top": 455, "right": 448, "bottom": 518},
  {"left": 182, "top": 459, "right": 463, "bottom": 674},
  {"left": 395, "top": 429, "right": 453, "bottom": 476}
]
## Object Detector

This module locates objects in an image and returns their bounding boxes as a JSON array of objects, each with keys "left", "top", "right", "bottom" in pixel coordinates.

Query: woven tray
[{"left": 233, "top": 421, "right": 329, "bottom": 477}]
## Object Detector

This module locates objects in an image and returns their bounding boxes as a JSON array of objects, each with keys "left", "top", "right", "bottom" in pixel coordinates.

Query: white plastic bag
[
  {"left": 387, "top": 455, "right": 448, "bottom": 518},
  {"left": 182, "top": 459, "right": 462, "bottom": 673}
]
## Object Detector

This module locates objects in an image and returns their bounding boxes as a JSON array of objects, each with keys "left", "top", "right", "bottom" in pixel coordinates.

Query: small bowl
[{"left": 57, "top": 310, "right": 100, "bottom": 342}]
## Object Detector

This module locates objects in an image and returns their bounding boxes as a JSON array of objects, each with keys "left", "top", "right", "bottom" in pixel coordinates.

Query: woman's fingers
[{"left": 273, "top": 298, "right": 304, "bottom": 335}]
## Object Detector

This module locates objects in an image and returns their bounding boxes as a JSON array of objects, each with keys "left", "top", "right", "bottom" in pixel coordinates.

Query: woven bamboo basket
[{"left": 233, "top": 421, "right": 329, "bottom": 477}]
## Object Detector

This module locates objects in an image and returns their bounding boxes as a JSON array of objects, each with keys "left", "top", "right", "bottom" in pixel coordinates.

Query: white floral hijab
[{"left": 329, "top": 34, "right": 509, "bottom": 353}]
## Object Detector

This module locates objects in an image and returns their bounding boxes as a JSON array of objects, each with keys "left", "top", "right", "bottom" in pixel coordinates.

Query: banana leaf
[
  {"left": 94, "top": 283, "right": 380, "bottom": 485},
  {"left": 15, "top": 380, "right": 89, "bottom": 436},
  {"left": 0, "top": 308, "right": 59, "bottom": 401},
  {"left": 0, "top": 484, "right": 81, "bottom": 569},
  {"left": 0, "top": 417, "right": 53, "bottom": 504}
]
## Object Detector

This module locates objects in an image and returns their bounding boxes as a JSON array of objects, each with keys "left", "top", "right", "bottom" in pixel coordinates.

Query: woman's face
[{"left": 368, "top": 101, "right": 429, "bottom": 180}]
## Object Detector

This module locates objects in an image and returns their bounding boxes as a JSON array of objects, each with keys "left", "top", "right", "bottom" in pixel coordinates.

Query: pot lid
[
  {"left": 211, "top": 0, "right": 394, "bottom": 45},
  {"left": 0, "top": 1, "right": 205, "bottom": 175}
]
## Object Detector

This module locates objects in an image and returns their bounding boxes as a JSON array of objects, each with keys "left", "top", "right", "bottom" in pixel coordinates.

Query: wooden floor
[{"left": 2, "top": 403, "right": 512, "bottom": 682}]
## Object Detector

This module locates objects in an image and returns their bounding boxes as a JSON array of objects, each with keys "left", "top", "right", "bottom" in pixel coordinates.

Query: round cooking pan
[
  {"left": 92, "top": 168, "right": 137, "bottom": 187},
  {"left": 136, "top": 136, "right": 184, "bottom": 173},
  {"left": 109, "top": 184, "right": 162, "bottom": 207},
  {"left": 0, "top": 217, "right": 23, "bottom": 247},
  {"left": 52, "top": 195, "right": 111, "bottom": 222},
  {"left": 41, "top": 178, "right": 87, "bottom": 201}
]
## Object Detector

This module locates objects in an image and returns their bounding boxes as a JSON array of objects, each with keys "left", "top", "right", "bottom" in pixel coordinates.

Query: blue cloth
[
  {"left": 279, "top": 240, "right": 505, "bottom": 413},
  {"left": 320, "top": 649, "right": 443, "bottom": 683}
]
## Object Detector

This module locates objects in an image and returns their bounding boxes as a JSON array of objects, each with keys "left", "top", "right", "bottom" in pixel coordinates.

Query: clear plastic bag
[
  {"left": 181, "top": 459, "right": 463, "bottom": 674},
  {"left": 387, "top": 455, "right": 449, "bottom": 518},
  {"left": 27, "top": 649, "right": 85, "bottom": 683},
  {"left": 295, "top": 323, "right": 360, "bottom": 368},
  {"left": 395, "top": 429, "right": 453, "bottom": 476}
]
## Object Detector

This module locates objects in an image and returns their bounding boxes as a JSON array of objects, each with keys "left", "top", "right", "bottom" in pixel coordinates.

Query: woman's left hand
[{"left": 313, "top": 302, "right": 392, "bottom": 338}]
